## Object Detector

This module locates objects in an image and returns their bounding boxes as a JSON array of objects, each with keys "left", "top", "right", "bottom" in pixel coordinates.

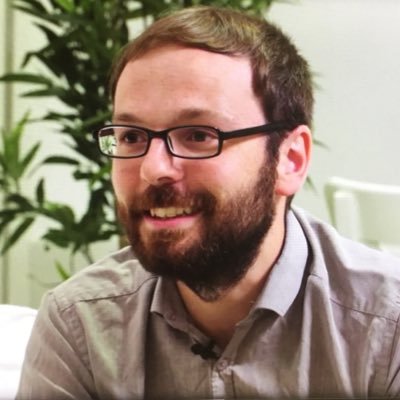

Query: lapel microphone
[{"left": 191, "top": 340, "right": 218, "bottom": 360}]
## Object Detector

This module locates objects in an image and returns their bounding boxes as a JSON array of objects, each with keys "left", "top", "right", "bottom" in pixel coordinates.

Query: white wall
[
  {"left": 268, "top": 0, "right": 400, "bottom": 220},
  {"left": 1, "top": 0, "right": 400, "bottom": 306}
]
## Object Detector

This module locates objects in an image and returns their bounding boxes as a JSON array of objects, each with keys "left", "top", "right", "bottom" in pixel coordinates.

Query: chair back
[{"left": 325, "top": 176, "right": 400, "bottom": 255}]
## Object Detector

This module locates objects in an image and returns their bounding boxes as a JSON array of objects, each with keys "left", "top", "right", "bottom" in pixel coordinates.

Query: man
[{"left": 18, "top": 6, "right": 400, "bottom": 399}]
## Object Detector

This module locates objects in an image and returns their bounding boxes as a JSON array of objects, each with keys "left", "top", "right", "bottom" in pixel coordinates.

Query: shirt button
[{"left": 216, "top": 358, "right": 230, "bottom": 372}]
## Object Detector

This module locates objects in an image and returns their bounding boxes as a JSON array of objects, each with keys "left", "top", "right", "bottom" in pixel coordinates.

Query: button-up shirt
[{"left": 17, "top": 208, "right": 400, "bottom": 399}]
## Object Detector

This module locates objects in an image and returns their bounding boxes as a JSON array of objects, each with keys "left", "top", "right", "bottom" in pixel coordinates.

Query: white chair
[
  {"left": 324, "top": 176, "right": 400, "bottom": 256},
  {"left": 0, "top": 305, "right": 37, "bottom": 400}
]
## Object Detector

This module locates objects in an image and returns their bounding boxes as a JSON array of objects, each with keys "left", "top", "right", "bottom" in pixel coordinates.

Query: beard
[{"left": 117, "top": 159, "right": 277, "bottom": 302}]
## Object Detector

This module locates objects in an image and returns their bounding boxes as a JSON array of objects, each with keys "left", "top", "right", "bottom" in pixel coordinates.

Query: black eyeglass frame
[{"left": 92, "top": 121, "right": 293, "bottom": 160}]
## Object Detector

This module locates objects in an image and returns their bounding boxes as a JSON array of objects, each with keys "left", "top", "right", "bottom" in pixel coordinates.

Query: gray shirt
[{"left": 17, "top": 208, "right": 400, "bottom": 399}]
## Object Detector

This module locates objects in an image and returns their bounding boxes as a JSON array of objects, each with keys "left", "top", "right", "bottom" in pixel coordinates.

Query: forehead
[
  {"left": 115, "top": 45, "right": 255, "bottom": 100},
  {"left": 113, "top": 45, "right": 263, "bottom": 128}
]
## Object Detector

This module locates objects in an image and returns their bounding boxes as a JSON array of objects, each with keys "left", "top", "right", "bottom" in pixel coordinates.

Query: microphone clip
[{"left": 191, "top": 340, "right": 218, "bottom": 360}]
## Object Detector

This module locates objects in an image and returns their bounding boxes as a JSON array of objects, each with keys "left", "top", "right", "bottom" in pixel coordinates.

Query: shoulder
[
  {"left": 293, "top": 207, "right": 400, "bottom": 320},
  {"left": 47, "top": 246, "right": 158, "bottom": 312}
]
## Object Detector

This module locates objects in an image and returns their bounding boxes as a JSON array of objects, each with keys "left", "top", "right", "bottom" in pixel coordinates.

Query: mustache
[{"left": 127, "top": 185, "right": 217, "bottom": 215}]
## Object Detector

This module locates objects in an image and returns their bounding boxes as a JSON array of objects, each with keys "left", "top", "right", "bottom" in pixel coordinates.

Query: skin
[{"left": 112, "top": 44, "right": 312, "bottom": 347}]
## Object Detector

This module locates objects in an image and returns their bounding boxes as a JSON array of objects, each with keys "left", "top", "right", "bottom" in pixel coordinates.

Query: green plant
[
  {"left": 0, "top": 0, "right": 288, "bottom": 275},
  {"left": 0, "top": 114, "right": 118, "bottom": 280},
  {"left": 0, "top": 113, "right": 39, "bottom": 254}
]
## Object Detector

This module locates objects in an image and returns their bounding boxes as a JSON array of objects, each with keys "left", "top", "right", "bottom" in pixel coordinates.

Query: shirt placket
[
  {"left": 210, "top": 317, "right": 256, "bottom": 398},
  {"left": 211, "top": 356, "right": 233, "bottom": 398}
]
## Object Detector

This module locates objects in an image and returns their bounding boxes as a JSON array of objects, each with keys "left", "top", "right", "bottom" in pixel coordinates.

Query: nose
[{"left": 140, "top": 138, "right": 184, "bottom": 186}]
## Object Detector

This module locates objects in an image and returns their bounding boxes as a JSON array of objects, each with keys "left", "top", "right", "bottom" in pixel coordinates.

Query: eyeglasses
[{"left": 93, "top": 121, "right": 291, "bottom": 160}]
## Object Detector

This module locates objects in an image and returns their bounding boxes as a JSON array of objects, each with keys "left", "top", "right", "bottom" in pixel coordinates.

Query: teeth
[{"left": 150, "top": 207, "right": 193, "bottom": 218}]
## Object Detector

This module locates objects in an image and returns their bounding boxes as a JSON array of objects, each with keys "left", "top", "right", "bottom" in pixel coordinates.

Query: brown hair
[{"left": 109, "top": 6, "right": 314, "bottom": 128}]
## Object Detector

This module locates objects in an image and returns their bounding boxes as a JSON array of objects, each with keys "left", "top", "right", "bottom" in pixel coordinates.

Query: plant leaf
[
  {"left": 20, "top": 142, "right": 41, "bottom": 176},
  {"left": 36, "top": 178, "right": 45, "bottom": 205},
  {"left": 5, "top": 194, "right": 34, "bottom": 211},
  {"left": 1, "top": 217, "right": 35, "bottom": 254},
  {"left": 41, "top": 203, "right": 75, "bottom": 226},
  {"left": 0, "top": 215, "right": 17, "bottom": 237},
  {"left": 313, "top": 138, "right": 329, "bottom": 149},
  {"left": 55, "top": 260, "right": 71, "bottom": 280},
  {"left": 22, "top": 88, "right": 67, "bottom": 98},
  {"left": 54, "top": 0, "right": 74, "bottom": 12},
  {"left": 43, "top": 228, "right": 72, "bottom": 248},
  {"left": 43, "top": 155, "right": 80, "bottom": 165},
  {"left": 0, "top": 72, "right": 53, "bottom": 85},
  {"left": 13, "top": 0, "right": 48, "bottom": 14}
]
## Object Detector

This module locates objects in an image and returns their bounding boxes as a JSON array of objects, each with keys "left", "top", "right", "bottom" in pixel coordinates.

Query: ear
[{"left": 275, "top": 125, "right": 312, "bottom": 197}]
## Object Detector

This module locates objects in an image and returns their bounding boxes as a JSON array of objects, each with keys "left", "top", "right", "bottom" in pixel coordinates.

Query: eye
[
  {"left": 117, "top": 128, "right": 147, "bottom": 144},
  {"left": 185, "top": 128, "right": 218, "bottom": 142}
]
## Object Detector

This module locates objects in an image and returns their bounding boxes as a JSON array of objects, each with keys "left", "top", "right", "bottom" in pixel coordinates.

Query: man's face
[{"left": 112, "top": 45, "right": 279, "bottom": 300}]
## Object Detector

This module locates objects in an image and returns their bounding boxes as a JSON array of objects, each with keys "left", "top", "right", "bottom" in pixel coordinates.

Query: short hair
[{"left": 109, "top": 6, "right": 314, "bottom": 128}]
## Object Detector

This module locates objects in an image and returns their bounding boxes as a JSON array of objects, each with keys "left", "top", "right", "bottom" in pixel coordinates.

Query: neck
[{"left": 177, "top": 202, "right": 287, "bottom": 349}]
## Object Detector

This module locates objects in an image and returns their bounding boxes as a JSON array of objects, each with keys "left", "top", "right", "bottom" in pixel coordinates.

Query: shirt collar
[
  {"left": 150, "top": 276, "right": 188, "bottom": 329},
  {"left": 253, "top": 209, "right": 310, "bottom": 316}
]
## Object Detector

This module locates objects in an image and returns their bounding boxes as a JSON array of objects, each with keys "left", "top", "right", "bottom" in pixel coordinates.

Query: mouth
[
  {"left": 142, "top": 205, "right": 199, "bottom": 231},
  {"left": 148, "top": 206, "right": 195, "bottom": 219}
]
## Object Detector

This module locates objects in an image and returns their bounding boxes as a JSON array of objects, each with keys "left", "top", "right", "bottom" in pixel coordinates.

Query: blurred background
[{"left": 1, "top": 0, "right": 399, "bottom": 307}]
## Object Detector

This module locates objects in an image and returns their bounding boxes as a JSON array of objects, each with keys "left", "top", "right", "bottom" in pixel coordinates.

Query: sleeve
[{"left": 16, "top": 292, "right": 96, "bottom": 400}]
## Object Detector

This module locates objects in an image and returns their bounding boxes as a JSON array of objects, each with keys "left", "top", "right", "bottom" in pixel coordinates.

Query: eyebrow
[
  {"left": 112, "top": 108, "right": 232, "bottom": 126},
  {"left": 112, "top": 111, "right": 144, "bottom": 124}
]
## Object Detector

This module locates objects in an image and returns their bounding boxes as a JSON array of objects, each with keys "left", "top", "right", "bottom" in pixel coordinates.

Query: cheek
[
  {"left": 111, "top": 161, "right": 140, "bottom": 197},
  {"left": 191, "top": 163, "right": 249, "bottom": 205},
  {"left": 207, "top": 140, "right": 268, "bottom": 190}
]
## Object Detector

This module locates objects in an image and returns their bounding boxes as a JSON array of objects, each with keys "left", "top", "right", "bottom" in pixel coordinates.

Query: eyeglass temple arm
[{"left": 219, "top": 122, "right": 294, "bottom": 140}]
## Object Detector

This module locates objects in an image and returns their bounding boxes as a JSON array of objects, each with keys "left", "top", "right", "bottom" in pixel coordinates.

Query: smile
[{"left": 149, "top": 207, "right": 194, "bottom": 218}]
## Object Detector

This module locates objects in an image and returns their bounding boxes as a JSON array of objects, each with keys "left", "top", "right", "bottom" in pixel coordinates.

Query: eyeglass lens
[{"left": 97, "top": 126, "right": 220, "bottom": 158}]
